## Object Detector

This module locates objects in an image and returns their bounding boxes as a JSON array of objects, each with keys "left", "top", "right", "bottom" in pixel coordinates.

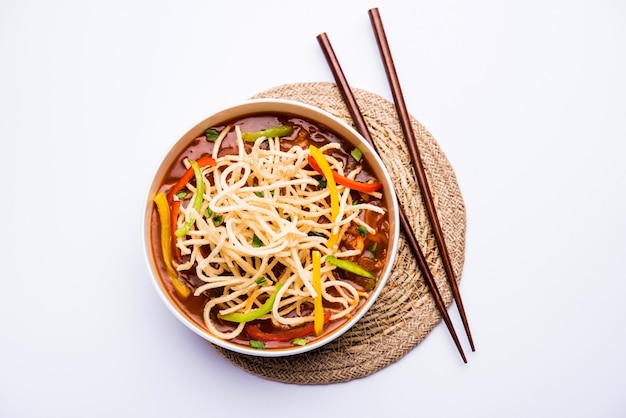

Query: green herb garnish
[
  {"left": 176, "top": 190, "right": 189, "bottom": 200},
  {"left": 370, "top": 243, "right": 378, "bottom": 261},
  {"left": 351, "top": 147, "right": 363, "bottom": 162},
  {"left": 249, "top": 340, "right": 265, "bottom": 349},
  {"left": 292, "top": 338, "right": 308, "bottom": 346},
  {"left": 252, "top": 234, "right": 264, "bottom": 248},
  {"left": 356, "top": 225, "right": 368, "bottom": 237},
  {"left": 204, "top": 128, "right": 220, "bottom": 141}
]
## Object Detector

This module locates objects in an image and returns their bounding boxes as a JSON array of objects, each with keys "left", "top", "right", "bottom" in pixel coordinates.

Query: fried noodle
[{"left": 172, "top": 125, "right": 385, "bottom": 340}]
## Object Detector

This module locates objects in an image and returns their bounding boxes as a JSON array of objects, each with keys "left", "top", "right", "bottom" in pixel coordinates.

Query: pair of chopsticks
[{"left": 317, "top": 7, "right": 474, "bottom": 363}]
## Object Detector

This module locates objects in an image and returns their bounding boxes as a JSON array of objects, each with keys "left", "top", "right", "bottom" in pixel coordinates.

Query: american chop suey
[{"left": 150, "top": 113, "right": 391, "bottom": 349}]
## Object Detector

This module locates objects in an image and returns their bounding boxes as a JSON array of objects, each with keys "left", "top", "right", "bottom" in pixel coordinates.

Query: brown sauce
[{"left": 150, "top": 113, "right": 390, "bottom": 349}]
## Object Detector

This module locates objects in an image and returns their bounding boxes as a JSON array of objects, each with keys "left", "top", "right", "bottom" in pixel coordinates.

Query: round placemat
[{"left": 213, "top": 82, "right": 466, "bottom": 384}]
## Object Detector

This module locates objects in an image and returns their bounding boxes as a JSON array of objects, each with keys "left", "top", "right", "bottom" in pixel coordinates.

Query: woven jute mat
[{"left": 213, "top": 82, "right": 466, "bottom": 384}]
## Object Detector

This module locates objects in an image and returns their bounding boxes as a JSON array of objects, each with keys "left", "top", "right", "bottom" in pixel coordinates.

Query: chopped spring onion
[
  {"left": 205, "top": 128, "right": 220, "bottom": 141},
  {"left": 370, "top": 243, "right": 378, "bottom": 260},
  {"left": 175, "top": 190, "right": 189, "bottom": 200},
  {"left": 292, "top": 338, "right": 308, "bottom": 346},
  {"left": 252, "top": 234, "right": 264, "bottom": 248},
  {"left": 351, "top": 147, "right": 363, "bottom": 162},
  {"left": 249, "top": 340, "right": 265, "bottom": 349}
]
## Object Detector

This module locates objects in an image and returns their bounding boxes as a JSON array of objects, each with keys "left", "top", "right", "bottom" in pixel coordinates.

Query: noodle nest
[{"left": 173, "top": 125, "right": 385, "bottom": 341}]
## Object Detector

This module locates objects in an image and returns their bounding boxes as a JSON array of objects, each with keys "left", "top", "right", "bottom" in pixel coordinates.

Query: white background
[{"left": 2, "top": 0, "right": 625, "bottom": 417}]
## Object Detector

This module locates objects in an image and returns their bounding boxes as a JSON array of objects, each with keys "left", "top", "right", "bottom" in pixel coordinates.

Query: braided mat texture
[{"left": 213, "top": 82, "right": 466, "bottom": 384}]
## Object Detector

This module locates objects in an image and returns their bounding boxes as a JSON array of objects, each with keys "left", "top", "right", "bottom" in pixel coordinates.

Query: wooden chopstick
[
  {"left": 368, "top": 7, "right": 475, "bottom": 352},
  {"left": 317, "top": 32, "right": 467, "bottom": 364}
]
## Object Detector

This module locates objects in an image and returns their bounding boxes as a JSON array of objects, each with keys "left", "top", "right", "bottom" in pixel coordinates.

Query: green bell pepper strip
[
  {"left": 220, "top": 283, "right": 283, "bottom": 323},
  {"left": 174, "top": 159, "right": 205, "bottom": 238},
  {"left": 326, "top": 256, "right": 376, "bottom": 280},
  {"left": 241, "top": 125, "right": 293, "bottom": 142},
  {"left": 189, "top": 159, "right": 204, "bottom": 213}
]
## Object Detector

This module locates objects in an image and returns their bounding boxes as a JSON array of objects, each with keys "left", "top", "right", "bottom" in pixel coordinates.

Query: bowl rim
[{"left": 142, "top": 98, "right": 400, "bottom": 357}]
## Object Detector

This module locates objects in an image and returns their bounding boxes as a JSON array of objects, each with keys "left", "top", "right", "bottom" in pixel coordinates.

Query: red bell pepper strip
[
  {"left": 244, "top": 310, "right": 332, "bottom": 342},
  {"left": 166, "top": 155, "right": 216, "bottom": 203},
  {"left": 307, "top": 155, "right": 382, "bottom": 193}
]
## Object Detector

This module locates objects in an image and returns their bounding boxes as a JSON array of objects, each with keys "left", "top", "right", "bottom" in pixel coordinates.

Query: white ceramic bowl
[{"left": 143, "top": 99, "right": 400, "bottom": 356}]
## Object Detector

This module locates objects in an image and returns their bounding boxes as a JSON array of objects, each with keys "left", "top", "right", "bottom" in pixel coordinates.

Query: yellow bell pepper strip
[
  {"left": 220, "top": 283, "right": 283, "bottom": 323},
  {"left": 153, "top": 192, "right": 191, "bottom": 298},
  {"left": 308, "top": 145, "right": 340, "bottom": 248},
  {"left": 307, "top": 155, "right": 382, "bottom": 193},
  {"left": 170, "top": 200, "right": 181, "bottom": 261},
  {"left": 166, "top": 156, "right": 216, "bottom": 203},
  {"left": 241, "top": 125, "right": 293, "bottom": 142},
  {"left": 174, "top": 159, "right": 205, "bottom": 238},
  {"left": 312, "top": 250, "right": 324, "bottom": 336},
  {"left": 326, "top": 256, "right": 376, "bottom": 280}
]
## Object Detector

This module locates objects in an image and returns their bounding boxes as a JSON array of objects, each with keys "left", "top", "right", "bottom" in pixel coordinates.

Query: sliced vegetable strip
[
  {"left": 312, "top": 250, "right": 324, "bottom": 336},
  {"left": 166, "top": 155, "right": 216, "bottom": 203},
  {"left": 189, "top": 159, "right": 205, "bottom": 212},
  {"left": 220, "top": 283, "right": 283, "bottom": 323},
  {"left": 153, "top": 192, "right": 191, "bottom": 298},
  {"left": 241, "top": 124, "right": 293, "bottom": 142},
  {"left": 308, "top": 145, "right": 340, "bottom": 249},
  {"left": 326, "top": 255, "right": 377, "bottom": 280},
  {"left": 170, "top": 200, "right": 181, "bottom": 260},
  {"left": 174, "top": 159, "right": 205, "bottom": 238},
  {"left": 245, "top": 310, "right": 332, "bottom": 342},
  {"left": 308, "top": 155, "right": 382, "bottom": 193}
]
